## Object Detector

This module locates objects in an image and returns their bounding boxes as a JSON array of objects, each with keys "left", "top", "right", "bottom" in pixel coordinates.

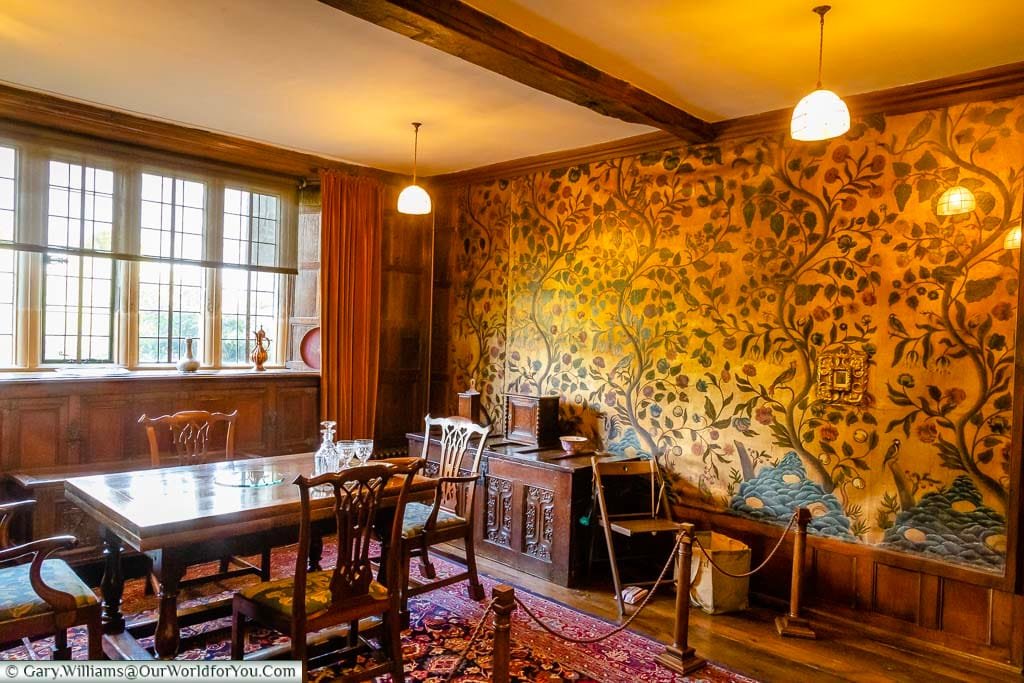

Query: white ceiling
[
  {"left": 470, "top": 0, "right": 1024, "bottom": 121},
  {"left": 0, "top": 0, "right": 1021, "bottom": 175},
  {"left": 0, "top": 0, "right": 650, "bottom": 175}
]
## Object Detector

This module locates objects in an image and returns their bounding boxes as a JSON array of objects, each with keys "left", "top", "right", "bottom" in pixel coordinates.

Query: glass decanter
[{"left": 315, "top": 420, "right": 337, "bottom": 475}]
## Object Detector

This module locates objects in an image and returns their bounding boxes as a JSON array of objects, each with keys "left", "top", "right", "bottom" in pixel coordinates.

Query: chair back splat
[
  {"left": 232, "top": 459, "right": 420, "bottom": 679},
  {"left": 419, "top": 415, "right": 488, "bottom": 517},
  {"left": 293, "top": 464, "right": 393, "bottom": 620},
  {"left": 138, "top": 410, "right": 238, "bottom": 467}
]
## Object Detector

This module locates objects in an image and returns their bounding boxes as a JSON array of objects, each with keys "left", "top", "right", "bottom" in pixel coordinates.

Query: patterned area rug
[{"left": 1, "top": 545, "right": 756, "bottom": 683}]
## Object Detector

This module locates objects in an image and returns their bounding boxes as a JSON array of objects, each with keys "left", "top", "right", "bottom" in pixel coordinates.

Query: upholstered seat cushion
[
  {"left": 401, "top": 501, "right": 466, "bottom": 538},
  {"left": 0, "top": 559, "right": 98, "bottom": 621},
  {"left": 238, "top": 570, "right": 387, "bottom": 616}
]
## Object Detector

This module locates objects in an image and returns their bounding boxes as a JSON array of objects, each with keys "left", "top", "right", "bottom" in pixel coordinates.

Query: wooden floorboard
[{"left": 433, "top": 544, "right": 1017, "bottom": 683}]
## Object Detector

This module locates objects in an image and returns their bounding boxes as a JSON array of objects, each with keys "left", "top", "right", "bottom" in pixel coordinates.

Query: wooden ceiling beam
[{"left": 317, "top": 0, "right": 714, "bottom": 143}]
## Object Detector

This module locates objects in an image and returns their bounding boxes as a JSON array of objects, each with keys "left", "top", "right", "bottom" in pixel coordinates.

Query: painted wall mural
[
  {"left": 444, "top": 180, "right": 510, "bottom": 427},
  {"left": 441, "top": 96, "right": 1024, "bottom": 573}
]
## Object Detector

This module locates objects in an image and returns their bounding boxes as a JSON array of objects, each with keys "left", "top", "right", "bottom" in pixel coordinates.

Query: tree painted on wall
[
  {"left": 444, "top": 96, "right": 1023, "bottom": 571},
  {"left": 448, "top": 181, "right": 510, "bottom": 427},
  {"left": 882, "top": 103, "right": 1021, "bottom": 516}
]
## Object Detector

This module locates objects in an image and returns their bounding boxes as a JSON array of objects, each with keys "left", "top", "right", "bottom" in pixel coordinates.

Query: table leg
[
  {"left": 151, "top": 552, "right": 185, "bottom": 659},
  {"left": 100, "top": 528, "right": 125, "bottom": 634},
  {"left": 309, "top": 528, "right": 324, "bottom": 572},
  {"left": 373, "top": 509, "right": 395, "bottom": 584}
]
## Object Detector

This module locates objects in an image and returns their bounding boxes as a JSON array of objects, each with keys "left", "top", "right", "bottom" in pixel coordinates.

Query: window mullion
[
  {"left": 205, "top": 180, "right": 222, "bottom": 368},
  {"left": 245, "top": 192, "right": 255, "bottom": 346},
  {"left": 120, "top": 167, "right": 138, "bottom": 368},
  {"left": 75, "top": 164, "right": 87, "bottom": 363},
  {"left": 21, "top": 149, "right": 48, "bottom": 369},
  {"left": 166, "top": 179, "right": 177, "bottom": 364}
]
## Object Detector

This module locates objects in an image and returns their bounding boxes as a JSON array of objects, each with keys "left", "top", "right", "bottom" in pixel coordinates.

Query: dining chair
[
  {"left": 399, "top": 416, "right": 489, "bottom": 617},
  {"left": 231, "top": 459, "right": 421, "bottom": 680},
  {"left": 138, "top": 409, "right": 239, "bottom": 468},
  {"left": 589, "top": 456, "right": 679, "bottom": 619},
  {"left": 138, "top": 409, "right": 270, "bottom": 587},
  {"left": 0, "top": 500, "right": 101, "bottom": 660}
]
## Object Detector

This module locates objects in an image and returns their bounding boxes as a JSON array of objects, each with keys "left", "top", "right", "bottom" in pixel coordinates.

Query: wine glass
[
  {"left": 355, "top": 438, "right": 374, "bottom": 466},
  {"left": 335, "top": 440, "right": 356, "bottom": 469}
]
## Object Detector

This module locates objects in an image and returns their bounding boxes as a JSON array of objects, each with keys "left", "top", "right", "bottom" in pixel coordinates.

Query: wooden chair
[
  {"left": 590, "top": 456, "right": 679, "bottom": 619},
  {"left": 138, "top": 409, "right": 270, "bottom": 587},
  {"left": 0, "top": 501, "right": 101, "bottom": 660},
  {"left": 139, "top": 409, "right": 239, "bottom": 468},
  {"left": 231, "top": 459, "right": 421, "bottom": 680},
  {"left": 399, "top": 416, "right": 489, "bottom": 616}
]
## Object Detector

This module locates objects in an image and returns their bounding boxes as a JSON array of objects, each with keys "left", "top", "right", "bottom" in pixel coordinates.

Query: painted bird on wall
[
  {"left": 888, "top": 313, "right": 908, "bottom": 336},
  {"left": 883, "top": 438, "right": 916, "bottom": 511},
  {"left": 768, "top": 360, "right": 798, "bottom": 396}
]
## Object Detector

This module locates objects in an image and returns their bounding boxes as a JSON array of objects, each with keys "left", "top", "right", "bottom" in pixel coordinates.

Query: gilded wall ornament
[{"left": 816, "top": 344, "right": 868, "bottom": 405}]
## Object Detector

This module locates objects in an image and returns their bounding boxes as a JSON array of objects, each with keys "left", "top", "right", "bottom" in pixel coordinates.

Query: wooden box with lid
[{"left": 504, "top": 393, "right": 559, "bottom": 446}]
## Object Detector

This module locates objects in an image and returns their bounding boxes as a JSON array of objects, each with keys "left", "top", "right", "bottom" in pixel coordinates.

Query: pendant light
[
  {"left": 791, "top": 5, "right": 850, "bottom": 142},
  {"left": 935, "top": 185, "right": 976, "bottom": 216},
  {"left": 397, "top": 122, "right": 431, "bottom": 215}
]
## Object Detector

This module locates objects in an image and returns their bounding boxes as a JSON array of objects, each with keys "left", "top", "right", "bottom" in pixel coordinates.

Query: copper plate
[{"left": 299, "top": 327, "right": 321, "bottom": 370}]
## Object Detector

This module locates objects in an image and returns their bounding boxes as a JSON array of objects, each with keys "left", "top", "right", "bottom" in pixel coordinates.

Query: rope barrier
[
  {"left": 445, "top": 508, "right": 808, "bottom": 678},
  {"left": 443, "top": 597, "right": 497, "bottom": 682},
  {"left": 691, "top": 511, "right": 799, "bottom": 579},
  {"left": 512, "top": 532, "right": 683, "bottom": 644}
]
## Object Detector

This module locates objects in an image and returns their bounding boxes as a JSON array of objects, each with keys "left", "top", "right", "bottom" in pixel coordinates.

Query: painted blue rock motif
[
  {"left": 730, "top": 451, "right": 855, "bottom": 540},
  {"left": 880, "top": 475, "right": 1005, "bottom": 571}
]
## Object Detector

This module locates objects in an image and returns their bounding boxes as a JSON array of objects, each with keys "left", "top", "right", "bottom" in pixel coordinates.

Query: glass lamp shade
[
  {"left": 790, "top": 89, "right": 851, "bottom": 141},
  {"left": 1004, "top": 225, "right": 1021, "bottom": 250},
  {"left": 397, "top": 183, "right": 432, "bottom": 215},
  {"left": 936, "top": 186, "right": 976, "bottom": 216}
]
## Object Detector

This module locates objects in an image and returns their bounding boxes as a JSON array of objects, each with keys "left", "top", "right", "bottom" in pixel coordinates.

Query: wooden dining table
[{"left": 64, "top": 452, "right": 436, "bottom": 660}]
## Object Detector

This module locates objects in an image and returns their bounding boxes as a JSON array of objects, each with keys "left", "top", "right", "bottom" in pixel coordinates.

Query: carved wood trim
[
  {"left": 484, "top": 475, "right": 513, "bottom": 548},
  {"left": 523, "top": 484, "right": 554, "bottom": 562}
]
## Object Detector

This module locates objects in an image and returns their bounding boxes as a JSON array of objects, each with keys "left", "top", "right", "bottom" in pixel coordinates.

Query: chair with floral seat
[
  {"left": 398, "top": 416, "right": 490, "bottom": 617},
  {"left": 231, "top": 458, "right": 422, "bottom": 680},
  {"left": 0, "top": 500, "right": 101, "bottom": 660}
]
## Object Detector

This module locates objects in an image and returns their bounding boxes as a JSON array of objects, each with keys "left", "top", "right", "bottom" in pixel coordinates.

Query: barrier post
[
  {"left": 491, "top": 585, "right": 516, "bottom": 683},
  {"left": 655, "top": 523, "right": 707, "bottom": 675},
  {"left": 775, "top": 507, "right": 816, "bottom": 639}
]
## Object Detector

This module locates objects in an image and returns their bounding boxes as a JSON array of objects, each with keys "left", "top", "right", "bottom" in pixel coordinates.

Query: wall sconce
[
  {"left": 936, "top": 186, "right": 976, "bottom": 216},
  {"left": 1005, "top": 224, "right": 1022, "bottom": 250}
]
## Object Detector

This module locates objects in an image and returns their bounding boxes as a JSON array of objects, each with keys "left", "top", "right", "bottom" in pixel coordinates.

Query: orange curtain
[{"left": 319, "top": 171, "right": 383, "bottom": 439}]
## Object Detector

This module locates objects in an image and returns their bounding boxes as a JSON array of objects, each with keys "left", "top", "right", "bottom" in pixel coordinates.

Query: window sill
[{"left": 0, "top": 367, "right": 319, "bottom": 384}]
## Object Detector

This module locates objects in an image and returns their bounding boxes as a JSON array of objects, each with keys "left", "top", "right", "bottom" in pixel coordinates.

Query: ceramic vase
[{"left": 176, "top": 337, "right": 201, "bottom": 373}]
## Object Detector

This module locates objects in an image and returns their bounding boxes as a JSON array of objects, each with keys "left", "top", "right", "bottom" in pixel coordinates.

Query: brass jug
[{"left": 250, "top": 326, "right": 270, "bottom": 371}]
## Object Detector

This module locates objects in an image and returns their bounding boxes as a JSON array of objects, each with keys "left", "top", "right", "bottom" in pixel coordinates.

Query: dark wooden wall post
[
  {"left": 776, "top": 507, "right": 817, "bottom": 639},
  {"left": 491, "top": 585, "right": 516, "bottom": 683},
  {"left": 655, "top": 523, "right": 706, "bottom": 674}
]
